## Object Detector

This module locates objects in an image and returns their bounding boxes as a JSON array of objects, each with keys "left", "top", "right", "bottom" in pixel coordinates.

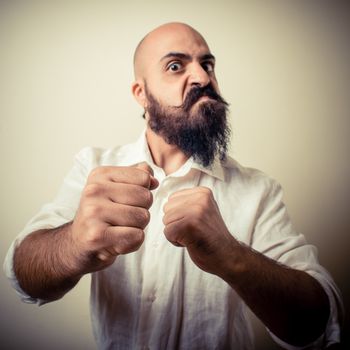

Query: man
[{"left": 4, "top": 22, "right": 342, "bottom": 349}]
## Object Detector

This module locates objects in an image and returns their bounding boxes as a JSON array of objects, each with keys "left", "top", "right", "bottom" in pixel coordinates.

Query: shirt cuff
[{"left": 266, "top": 272, "right": 342, "bottom": 349}]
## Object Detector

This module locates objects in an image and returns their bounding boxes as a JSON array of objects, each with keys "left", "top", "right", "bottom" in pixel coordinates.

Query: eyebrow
[{"left": 160, "top": 52, "right": 216, "bottom": 62}]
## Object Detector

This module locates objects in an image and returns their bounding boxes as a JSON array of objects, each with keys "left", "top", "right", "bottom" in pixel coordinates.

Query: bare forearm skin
[
  {"left": 13, "top": 222, "right": 84, "bottom": 302},
  {"left": 12, "top": 165, "right": 157, "bottom": 303},
  {"left": 220, "top": 242, "right": 330, "bottom": 346}
]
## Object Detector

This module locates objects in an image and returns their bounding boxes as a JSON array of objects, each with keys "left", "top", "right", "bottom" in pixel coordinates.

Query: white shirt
[{"left": 4, "top": 132, "right": 343, "bottom": 349}]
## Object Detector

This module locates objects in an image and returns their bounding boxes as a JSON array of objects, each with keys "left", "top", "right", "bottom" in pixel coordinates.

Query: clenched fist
[
  {"left": 163, "top": 187, "right": 237, "bottom": 277},
  {"left": 70, "top": 162, "right": 158, "bottom": 273}
]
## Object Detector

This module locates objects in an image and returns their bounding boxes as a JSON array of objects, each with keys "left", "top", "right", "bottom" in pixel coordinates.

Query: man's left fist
[{"left": 163, "top": 186, "right": 237, "bottom": 276}]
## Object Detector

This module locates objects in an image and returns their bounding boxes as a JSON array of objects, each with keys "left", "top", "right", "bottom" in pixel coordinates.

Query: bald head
[{"left": 133, "top": 22, "right": 209, "bottom": 79}]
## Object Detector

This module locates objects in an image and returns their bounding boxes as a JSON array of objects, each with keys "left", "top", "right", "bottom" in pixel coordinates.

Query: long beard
[{"left": 145, "top": 84, "right": 231, "bottom": 167}]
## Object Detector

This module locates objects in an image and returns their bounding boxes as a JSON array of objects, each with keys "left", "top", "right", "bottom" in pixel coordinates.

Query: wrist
[
  {"left": 56, "top": 222, "right": 86, "bottom": 279},
  {"left": 218, "top": 237, "right": 250, "bottom": 285}
]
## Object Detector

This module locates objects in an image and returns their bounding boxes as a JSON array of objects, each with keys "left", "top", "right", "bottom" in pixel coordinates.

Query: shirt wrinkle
[{"left": 3, "top": 131, "right": 343, "bottom": 350}]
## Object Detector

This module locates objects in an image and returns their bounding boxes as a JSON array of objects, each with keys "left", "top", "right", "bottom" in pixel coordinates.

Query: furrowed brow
[
  {"left": 159, "top": 52, "right": 216, "bottom": 64},
  {"left": 160, "top": 52, "right": 192, "bottom": 62},
  {"left": 200, "top": 53, "right": 216, "bottom": 62}
]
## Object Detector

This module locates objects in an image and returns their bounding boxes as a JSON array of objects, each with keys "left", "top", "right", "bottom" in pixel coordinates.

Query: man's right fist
[{"left": 70, "top": 162, "right": 158, "bottom": 273}]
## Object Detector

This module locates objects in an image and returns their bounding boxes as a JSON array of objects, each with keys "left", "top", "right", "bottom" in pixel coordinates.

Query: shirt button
[
  {"left": 148, "top": 294, "right": 156, "bottom": 302},
  {"left": 152, "top": 241, "right": 159, "bottom": 248}
]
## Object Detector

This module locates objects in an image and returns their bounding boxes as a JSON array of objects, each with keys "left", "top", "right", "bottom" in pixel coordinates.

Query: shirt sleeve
[
  {"left": 251, "top": 179, "right": 344, "bottom": 349},
  {"left": 3, "top": 147, "right": 92, "bottom": 305}
]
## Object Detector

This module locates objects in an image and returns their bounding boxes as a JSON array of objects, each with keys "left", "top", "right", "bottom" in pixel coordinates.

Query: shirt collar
[
  {"left": 121, "top": 130, "right": 225, "bottom": 182},
  {"left": 191, "top": 157, "right": 225, "bottom": 182}
]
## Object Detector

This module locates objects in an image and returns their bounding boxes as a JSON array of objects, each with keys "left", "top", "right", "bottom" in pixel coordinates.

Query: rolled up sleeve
[
  {"left": 252, "top": 180, "right": 343, "bottom": 348},
  {"left": 3, "top": 147, "right": 93, "bottom": 305}
]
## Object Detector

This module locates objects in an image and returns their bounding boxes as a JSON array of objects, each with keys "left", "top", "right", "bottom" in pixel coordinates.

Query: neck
[{"left": 146, "top": 127, "right": 189, "bottom": 175}]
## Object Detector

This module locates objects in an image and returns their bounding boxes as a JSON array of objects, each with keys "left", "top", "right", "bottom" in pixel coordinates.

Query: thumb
[
  {"left": 134, "top": 162, "right": 159, "bottom": 190},
  {"left": 135, "top": 161, "right": 153, "bottom": 175}
]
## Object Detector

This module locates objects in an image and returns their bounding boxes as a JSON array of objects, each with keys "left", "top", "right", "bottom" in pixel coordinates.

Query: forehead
[
  {"left": 155, "top": 28, "right": 209, "bottom": 54},
  {"left": 141, "top": 26, "right": 211, "bottom": 67}
]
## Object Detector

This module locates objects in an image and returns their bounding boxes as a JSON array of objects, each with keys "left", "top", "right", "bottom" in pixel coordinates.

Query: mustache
[{"left": 175, "top": 84, "right": 229, "bottom": 112}]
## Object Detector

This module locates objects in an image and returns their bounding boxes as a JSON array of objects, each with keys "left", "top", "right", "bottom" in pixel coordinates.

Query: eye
[
  {"left": 167, "top": 62, "right": 183, "bottom": 72},
  {"left": 202, "top": 61, "right": 215, "bottom": 73}
]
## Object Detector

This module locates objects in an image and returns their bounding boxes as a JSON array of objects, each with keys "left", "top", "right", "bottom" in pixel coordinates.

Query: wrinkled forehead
[{"left": 134, "top": 25, "right": 211, "bottom": 78}]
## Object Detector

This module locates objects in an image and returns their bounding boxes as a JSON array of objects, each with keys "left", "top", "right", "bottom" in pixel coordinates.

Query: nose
[{"left": 188, "top": 62, "right": 210, "bottom": 87}]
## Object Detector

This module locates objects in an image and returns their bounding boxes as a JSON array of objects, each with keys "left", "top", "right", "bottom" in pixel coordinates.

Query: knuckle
[
  {"left": 144, "top": 189, "right": 153, "bottom": 208},
  {"left": 138, "top": 170, "right": 151, "bottom": 188},
  {"left": 199, "top": 187, "right": 213, "bottom": 198},
  {"left": 135, "top": 162, "right": 154, "bottom": 175},
  {"left": 190, "top": 205, "right": 206, "bottom": 222},
  {"left": 138, "top": 208, "right": 150, "bottom": 227},
  {"left": 198, "top": 191, "right": 212, "bottom": 207},
  {"left": 85, "top": 227, "right": 102, "bottom": 245},
  {"left": 163, "top": 225, "right": 171, "bottom": 238},
  {"left": 143, "top": 208, "right": 151, "bottom": 224},
  {"left": 84, "top": 183, "right": 103, "bottom": 198},
  {"left": 168, "top": 192, "right": 176, "bottom": 200},
  {"left": 119, "top": 229, "right": 145, "bottom": 254},
  {"left": 83, "top": 203, "right": 103, "bottom": 219},
  {"left": 163, "top": 202, "right": 169, "bottom": 213},
  {"left": 89, "top": 166, "right": 103, "bottom": 179},
  {"left": 137, "top": 186, "right": 153, "bottom": 208},
  {"left": 89, "top": 166, "right": 118, "bottom": 181},
  {"left": 164, "top": 228, "right": 177, "bottom": 245},
  {"left": 134, "top": 228, "right": 145, "bottom": 244},
  {"left": 163, "top": 225, "right": 168, "bottom": 235},
  {"left": 201, "top": 186, "right": 212, "bottom": 194},
  {"left": 193, "top": 204, "right": 205, "bottom": 216},
  {"left": 203, "top": 194, "right": 212, "bottom": 206}
]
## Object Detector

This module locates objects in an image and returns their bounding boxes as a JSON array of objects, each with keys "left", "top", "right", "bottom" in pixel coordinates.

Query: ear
[{"left": 131, "top": 80, "right": 147, "bottom": 108}]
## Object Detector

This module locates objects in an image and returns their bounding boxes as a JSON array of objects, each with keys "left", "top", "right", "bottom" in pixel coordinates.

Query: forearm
[
  {"left": 13, "top": 222, "right": 84, "bottom": 301},
  {"left": 221, "top": 241, "right": 330, "bottom": 346},
  {"left": 162, "top": 186, "right": 332, "bottom": 345},
  {"left": 12, "top": 165, "right": 155, "bottom": 302}
]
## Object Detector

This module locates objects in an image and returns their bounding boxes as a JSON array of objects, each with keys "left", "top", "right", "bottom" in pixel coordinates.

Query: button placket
[{"left": 139, "top": 183, "right": 167, "bottom": 311}]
